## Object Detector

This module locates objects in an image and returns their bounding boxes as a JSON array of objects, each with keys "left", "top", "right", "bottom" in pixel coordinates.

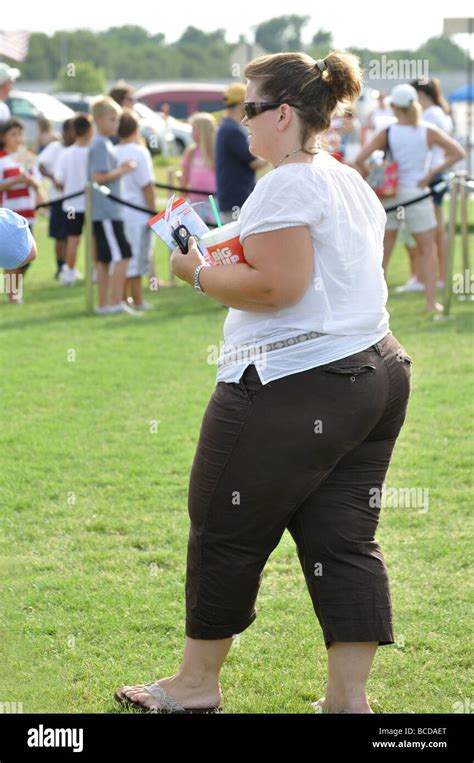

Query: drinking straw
[{"left": 208, "top": 194, "right": 222, "bottom": 227}]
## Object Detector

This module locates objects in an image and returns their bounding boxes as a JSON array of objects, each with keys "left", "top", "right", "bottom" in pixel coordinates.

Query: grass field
[{"left": 0, "top": 177, "right": 472, "bottom": 714}]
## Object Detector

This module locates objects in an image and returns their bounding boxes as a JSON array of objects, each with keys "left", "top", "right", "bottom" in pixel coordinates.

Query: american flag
[{"left": 0, "top": 30, "right": 31, "bottom": 62}]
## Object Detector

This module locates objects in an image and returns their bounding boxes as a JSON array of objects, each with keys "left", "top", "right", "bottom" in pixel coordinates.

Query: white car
[
  {"left": 132, "top": 101, "right": 177, "bottom": 155},
  {"left": 157, "top": 113, "right": 193, "bottom": 153},
  {"left": 6, "top": 90, "right": 75, "bottom": 145}
]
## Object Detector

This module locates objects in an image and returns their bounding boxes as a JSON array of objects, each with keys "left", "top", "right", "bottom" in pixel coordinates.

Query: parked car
[
  {"left": 132, "top": 101, "right": 176, "bottom": 155},
  {"left": 136, "top": 82, "right": 226, "bottom": 120},
  {"left": 5, "top": 90, "right": 75, "bottom": 146},
  {"left": 156, "top": 112, "right": 193, "bottom": 153},
  {"left": 53, "top": 92, "right": 94, "bottom": 113},
  {"left": 54, "top": 92, "right": 176, "bottom": 155}
]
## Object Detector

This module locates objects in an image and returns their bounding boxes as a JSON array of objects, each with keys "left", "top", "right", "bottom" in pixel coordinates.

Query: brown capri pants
[{"left": 185, "top": 332, "right": 412, "bottom": 649}]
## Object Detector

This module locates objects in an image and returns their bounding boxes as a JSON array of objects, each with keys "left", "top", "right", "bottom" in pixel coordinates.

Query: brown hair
[
  {"left": 244, "top": 50, "right": 362, "bottom": 151},
  {"left": 37, "top": 116, "right": 52, "bottom": 133},
  {"left": 411, "top": 78, "right": 450, "bottom": 115},
  {"left": 118, "top": 108, "right": 140, "bottom": 139},
  {"left": 72, "top": 112, "right": 93, "bottom": 137},
  {"left": 108, "top": 81, "right": 135, "bottom": 107},
  {"left": 0, "top": 118, "right": 24, "bottom": 150}
]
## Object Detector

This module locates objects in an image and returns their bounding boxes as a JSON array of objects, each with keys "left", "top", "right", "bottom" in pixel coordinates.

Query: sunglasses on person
[{"left": 243, "top": 101, "right": 297, "bottom": 118}]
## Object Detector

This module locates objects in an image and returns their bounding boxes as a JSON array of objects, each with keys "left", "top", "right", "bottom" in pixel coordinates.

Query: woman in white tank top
[
  {"left": 412, "top": 78, "right": 455, "bottom": 288},
  {"left": 354, "top": 83, "right": 465, "bottom": 313}
]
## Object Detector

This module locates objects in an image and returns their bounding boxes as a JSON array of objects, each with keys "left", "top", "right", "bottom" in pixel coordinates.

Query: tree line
[{"left": 11, "top": 17, "right": 468, "bottom": 89}]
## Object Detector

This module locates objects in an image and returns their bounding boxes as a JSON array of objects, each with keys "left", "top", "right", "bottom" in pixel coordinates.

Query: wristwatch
[{"left": 193, "top": 263, "right": 209, "bottom": 295}]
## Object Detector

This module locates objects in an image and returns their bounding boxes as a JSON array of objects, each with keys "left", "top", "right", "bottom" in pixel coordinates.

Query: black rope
[
  {"left": 383, "top": 186, "right": 443, "bottom": 213},
  {"left": 154, "top": 181, "right": 214, "bottom": 196},
  {"left": 35, "top": 175, "right": 468, "bottom": 219},
  {"left": 35, "top": 190, "right": 84, "bottom": 210}
]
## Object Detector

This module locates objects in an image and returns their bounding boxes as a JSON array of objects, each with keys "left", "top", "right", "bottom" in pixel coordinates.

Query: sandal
[{"left": 114, "top": 682, "right": 221, "bottom": 714}]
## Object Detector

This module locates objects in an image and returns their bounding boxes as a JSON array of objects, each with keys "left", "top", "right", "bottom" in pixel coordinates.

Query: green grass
[{"left": 0, "top": 193, "right": 472, "bottom": 715}]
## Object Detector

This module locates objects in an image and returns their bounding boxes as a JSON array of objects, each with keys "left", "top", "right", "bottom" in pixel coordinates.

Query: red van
[{"left": 135, "top": 82, "right": 227, "bottom": 119}]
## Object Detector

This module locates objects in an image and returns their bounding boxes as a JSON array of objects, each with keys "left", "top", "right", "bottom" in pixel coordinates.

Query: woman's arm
[
  {"left": 170, "top": 226, "right": 314, "bottom": 311},
  {"left": 351, "top": 129, "right": 388, "bottom": 176},
  {"left": 0, "top": 173, "right": 31, "bottom": 192},
  {"left": 421, "top": 126, "right": 467, "bottom": 185}
]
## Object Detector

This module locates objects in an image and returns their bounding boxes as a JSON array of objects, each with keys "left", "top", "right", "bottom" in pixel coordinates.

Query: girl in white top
[
  {"left": 412, "top": 78, "right": 455, "bottom": 286},
  {"left": 355, "top": 83, "right": 465, "bottom": 313}
]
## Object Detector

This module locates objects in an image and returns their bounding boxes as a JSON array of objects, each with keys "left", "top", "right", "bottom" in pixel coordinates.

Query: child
[
  {"left": 33, "top": 117, "right": 60, "bottom": 154},
  {"left": 181, "top": 112, "right": 217, "bottom": 225},
  {"left": 116, "top": 109, "right": 156, "bottom": 310},
  {"left": 54, "top": 113, "right": 93, "bottom": 286},
  {"left": 87, "top": 96, "right": 137, "bottom": 315},
  {"left": 38, "top": 117, "right": 75, "bottom": 278},
  {"left": 0, "top": 118, "right": 42, "bottom": 303}
]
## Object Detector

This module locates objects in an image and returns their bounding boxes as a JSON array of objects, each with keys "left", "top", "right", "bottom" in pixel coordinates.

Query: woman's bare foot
[
  {"left": 312, "top": 696, "right": 374, "bottom": 714},
  {"left": 116, "top": 672, "right": 222, "bottom": 712}
]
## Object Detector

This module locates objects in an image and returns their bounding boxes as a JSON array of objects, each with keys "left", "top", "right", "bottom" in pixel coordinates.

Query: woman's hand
[
  {"left": 417, "top": 172, "right": 434, "bottom": 189},
  {"left": 170, "top": 236, "right": 206, "bottom": 286}
]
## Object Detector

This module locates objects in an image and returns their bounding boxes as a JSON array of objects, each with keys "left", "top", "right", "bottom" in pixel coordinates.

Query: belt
[{"left": 218, "top": 330, "right": 328, "bottom": 366}]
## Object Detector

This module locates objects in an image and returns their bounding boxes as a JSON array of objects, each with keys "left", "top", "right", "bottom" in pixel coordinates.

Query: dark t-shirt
[{"left": 215, "top": 117, "right": 256, "bottom": 213}]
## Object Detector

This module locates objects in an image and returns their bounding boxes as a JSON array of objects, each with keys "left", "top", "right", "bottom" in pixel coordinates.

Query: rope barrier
[
  {"left": 34, "top": 183, "right": 220, "bottom": 227},
  {"left": 37, "top": 174, "right": 467, "bottom": 216}
]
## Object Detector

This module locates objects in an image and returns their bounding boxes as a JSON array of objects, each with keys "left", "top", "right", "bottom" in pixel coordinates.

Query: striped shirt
[{"left": 0, "top": 150, "right": 37, "bottom": 223}]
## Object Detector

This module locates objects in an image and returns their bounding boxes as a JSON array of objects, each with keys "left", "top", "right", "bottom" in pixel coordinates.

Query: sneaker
[
  {"left": 108, "top": 301, "right": 143, "bottom": 316},
  {"left": 395, "top": 277, "right": 425, "bottom": 293},
  {"left": 59, "top": 265, "right": 75, "bottom": 286},
  {"left": 425, "top": 302, "right": 444, "bottom": 313},
  {"left": 72, "top": 269, "right": 84, "bottom": 281},
  {"left": 129, "top": 299, "right": 153, "bottom": 311},
  {"left": 94, "top": 305, "right": 112, "bottom": 315}
]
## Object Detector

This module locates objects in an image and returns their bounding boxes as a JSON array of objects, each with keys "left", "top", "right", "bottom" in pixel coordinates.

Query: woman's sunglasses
[{"left": 243, "top": 101, "right": 296, "bottom": 118}]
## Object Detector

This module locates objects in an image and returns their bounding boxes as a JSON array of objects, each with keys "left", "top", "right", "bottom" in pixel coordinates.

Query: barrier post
[
  {"left": 458, "top": 172, "right": 470, "bottom": 275},
  {"left": 84, "top": 183, "right": 94, "bottom": 315},
  {"left": 166, "top": 167, "right": 177, "bottom": 285},
  {"left": 443, "top": 176, "right": 459, "bottom": 317}
]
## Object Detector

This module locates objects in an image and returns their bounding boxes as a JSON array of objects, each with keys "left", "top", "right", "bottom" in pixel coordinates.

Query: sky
[{"left": 1, "top": 1, "right": 473, "bottom": 51}]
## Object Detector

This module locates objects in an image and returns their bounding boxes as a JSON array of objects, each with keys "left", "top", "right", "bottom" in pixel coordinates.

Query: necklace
[{"left": 274, "top": 147, "right": 320, "bottom": 168}]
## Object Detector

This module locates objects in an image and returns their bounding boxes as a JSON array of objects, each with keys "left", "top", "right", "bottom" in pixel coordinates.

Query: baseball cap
[
  {"left": 0, "top": 62, "right": 20, "bottom": 86},
  {"left": 389, "top": 84, "right": 418, "bottom": 108},
  {"left": 0, "top": 208, "right": 34, "bottom": 268},
  {"left": 223, "top": 83, "right": 246, "bottom": 107}
]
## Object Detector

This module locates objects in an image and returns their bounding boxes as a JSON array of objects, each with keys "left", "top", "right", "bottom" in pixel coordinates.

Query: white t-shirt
[
  {"left": 37, "top": 140, "right": 65, "bottom": 202},
  {"left": 216, "top": 151, "right": 390, "bottom": 385},
  {"left": 422, "top": 104, "right": 453, "bottom": 172},
  {"left": 54, "top": 144, "right": 89, "bottom": 213},
  {"left": 115, "top": 142, "right": 154, "bottom": 223},
  {"left": 0, "top": 101, "right": 11, "bottom": 121}
]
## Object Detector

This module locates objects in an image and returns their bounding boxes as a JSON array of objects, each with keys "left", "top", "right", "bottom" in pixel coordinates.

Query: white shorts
[
  {"left": 383, "top": 185, "right": 437, "bottom": 235},
  {"left": 123, "top": 220, "right": 152, "bottom": 278}
]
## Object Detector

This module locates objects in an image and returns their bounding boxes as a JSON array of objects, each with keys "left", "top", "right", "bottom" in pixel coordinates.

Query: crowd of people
[{"left": 0, "top": 60, "right": 466, "bottom": 313}]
